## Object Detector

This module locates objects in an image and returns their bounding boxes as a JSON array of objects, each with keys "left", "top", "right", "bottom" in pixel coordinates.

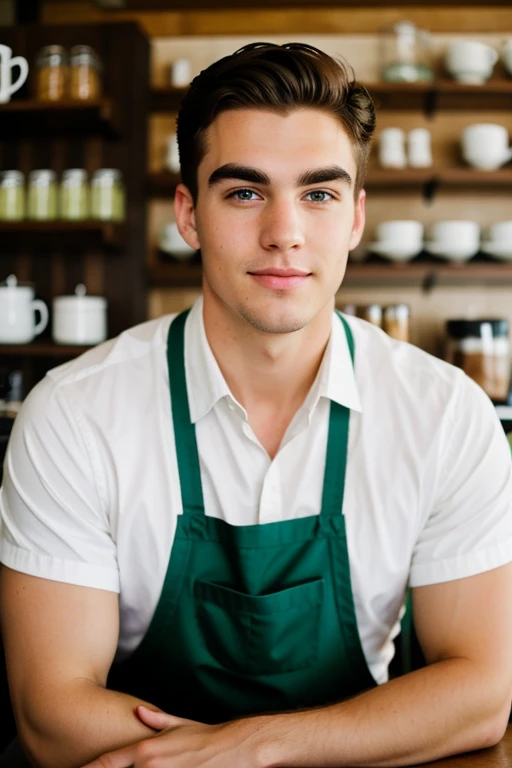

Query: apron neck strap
[{"left": 167, "top": 309, "right": 356, "bottom": 520}]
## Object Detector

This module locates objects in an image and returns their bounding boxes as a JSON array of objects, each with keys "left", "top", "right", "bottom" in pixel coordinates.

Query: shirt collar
[{"left": 185, "top": 298, "right": 363, "bottom": 424}]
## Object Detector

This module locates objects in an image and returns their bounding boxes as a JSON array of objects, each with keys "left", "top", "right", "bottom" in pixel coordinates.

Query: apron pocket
[{"left": 195, "top": 578, "right": 324, "bottom": 675}]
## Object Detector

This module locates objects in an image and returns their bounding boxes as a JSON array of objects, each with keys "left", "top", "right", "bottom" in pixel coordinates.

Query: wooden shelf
[
  {"left": 150, "top": 87, "right": 188, "bottom": 112},
  {"left": 365, "top": 168, "right": 512, "bottom": 192},
  {"left": 0, "top": 221, "right": 125, "bottom": 249},
  {"left": 148, "top": 258, "right": 512, "bottom": 290},
  {"left": 148, "top": 169, "right": 512, "bottom": 199},
  {"left": 366, "top": 81, "right": 512, "bottom": 114},
  {"left": 0, "top": 342, "right": 93, "bottom": 357},
  {"left": 127, "top": 0, "right": 512, "bottom": 7},
  {"left": 0, "top": 98, "right": 122, "bottom": 138},
  {"left": 151, "top": 82, "right": 512, "bottom": 116}
]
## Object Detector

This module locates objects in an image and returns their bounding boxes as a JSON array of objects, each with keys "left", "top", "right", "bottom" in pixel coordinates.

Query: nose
[{"left": 259, "top": 198, "right": 306, "bottom": 252}]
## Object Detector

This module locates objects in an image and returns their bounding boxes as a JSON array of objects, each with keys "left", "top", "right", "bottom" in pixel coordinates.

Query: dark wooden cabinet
[{"left": 0, "top": 22, "right": 150, "bottom": 393}]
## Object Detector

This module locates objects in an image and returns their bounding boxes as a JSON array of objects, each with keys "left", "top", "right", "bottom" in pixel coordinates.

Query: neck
[{"left": 201, "top": 289, "right": 334, "bottom": 417}]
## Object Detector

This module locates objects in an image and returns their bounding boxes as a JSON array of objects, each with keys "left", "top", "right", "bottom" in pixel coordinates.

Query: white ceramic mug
[
  {"left": 486, "top": 221, "right": 512, "bottom": 244},
  {"left": 158, "top": 222, "right": 196, "bottom": 260},
  {"left": 164, "top": 133, "right": 180, "bottom": 173},
  {"left": 407, "top": 128, "right": 433, "bottom": 168},
  {"left": 461, "top": 124, "right": 512, "bottom": 170},
  {"left": 376, "top": 220, "right": 424, "bottom": 246},
  {"left": 0, "top": 45, "right": 29, "bottom": 104},
  {"left": 171, "top": 58, "right": 191, "bottom": 88},
  {"left": 0, "top": 274, "right": 48, "bottom": 343},
  {"left": 503, "top": 39, "right": 512, "bottom": 77},
  {"left": 52, "top": 284, "right": 107, "bottom": 345},
  {"left": 429, "top": 220, "right": 480, "bottom": 248},
  {"left": 445, "top": 41, "right": 498, "bottom": 84},
  {"left": 378, "top": 128, "right": 407, "bottom": 169}
]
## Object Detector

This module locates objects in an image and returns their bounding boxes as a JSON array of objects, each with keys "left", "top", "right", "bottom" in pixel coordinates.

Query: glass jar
[
  {"left": 445, "top": 319, "right": 510, "bottom": 402},
  {"left": 60, "top": 169, "right": 89, "bottom": 221},
  {"left": 0, "top": 171, "right": 25, "bottom": 221},
  {"left": 35, "top": 45, "right": 69, "bottom": 101},
  {"left": 90, "top": 169, "right": 125, "bottom": 221},
  {"left": 383, "top": 304, "right": 410, "bottom": 342},
  {"left": 358, "top": 304, "right": 383, "bottom": 328},
  {"left": 27, "top": 170, "right": 58, "bottom": 220},
  {"left": 380, "top": 21, "right": 434, "bottom": 83},
  {"left": 69, "top": 45, "right": 102, "bottom": 101}
]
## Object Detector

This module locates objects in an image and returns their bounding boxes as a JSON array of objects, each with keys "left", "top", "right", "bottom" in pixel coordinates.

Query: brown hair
[{"left": 176, "top": 42, "right": 376, "bottom": 203}]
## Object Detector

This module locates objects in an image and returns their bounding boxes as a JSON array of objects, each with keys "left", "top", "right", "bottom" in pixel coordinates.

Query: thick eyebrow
[{"left": 208, "top": 163, "right": 353, "bottom": 189}]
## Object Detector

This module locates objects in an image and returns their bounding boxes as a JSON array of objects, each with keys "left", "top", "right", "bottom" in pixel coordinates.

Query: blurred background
[{"left": 1, "top": 0, "right": 512, "bottom": 424}]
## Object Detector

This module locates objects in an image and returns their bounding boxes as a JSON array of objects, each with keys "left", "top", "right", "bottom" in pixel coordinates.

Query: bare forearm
[
  {"left": 22, "top": 680, "right": 157, "bottom": 768},
  {"left": 253, "top": 659, "right": 511, "bottom": 768}
]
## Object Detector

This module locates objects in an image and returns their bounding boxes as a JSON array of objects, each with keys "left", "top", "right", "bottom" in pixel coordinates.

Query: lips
[{"left": 248, "top": 268, "right": 311, "bottom": 291}]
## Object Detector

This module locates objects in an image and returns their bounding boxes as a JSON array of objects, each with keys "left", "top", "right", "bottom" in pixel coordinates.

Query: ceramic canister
[{"left": 52, "top": 283, "right": 107, "bottom": 345}]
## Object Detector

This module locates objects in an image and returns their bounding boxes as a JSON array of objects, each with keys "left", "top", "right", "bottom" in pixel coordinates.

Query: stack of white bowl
[
  {"left": 369, "top": 221, "right": 424, "bottom": 263},
  {"left": 425, "top": 221, "right": 480, "bottom": 263},
  {"left": 481, "top": 221, "right": 512, "bottom": 261}
]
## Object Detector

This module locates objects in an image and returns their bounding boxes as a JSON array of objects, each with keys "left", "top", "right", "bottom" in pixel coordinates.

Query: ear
[
  {"left": 348, "top": 188, "right": 366, "bottom": 251},
  {"left": 174, "top": 183, "right": 201, "bottom": 250}
]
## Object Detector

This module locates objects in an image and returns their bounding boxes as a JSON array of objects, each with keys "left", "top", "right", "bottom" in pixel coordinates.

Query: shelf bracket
[
  {"left": 421, "top": 270, "right": 438, "bottom": 294},
  {"left": 424, "top": 88, "right": 439, "bottom": 119},
  {"left": 422, "top": 176, "right": 439, "bottom": 204}
]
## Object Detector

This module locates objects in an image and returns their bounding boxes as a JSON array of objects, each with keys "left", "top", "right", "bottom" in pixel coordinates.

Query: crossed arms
[{"left": 1, "top": 561, "right": 512, "bottom": 768}]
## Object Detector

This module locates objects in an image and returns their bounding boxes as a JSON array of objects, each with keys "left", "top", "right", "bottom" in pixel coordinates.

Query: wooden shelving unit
[
  {"left": 0, "top": 343, "right": 93, "bottom": 357},
  {"left": 125, "top": 0, "right": 512, "bottom": 7},
  {"left": 0, "top": 221, "right": 126, "bottom": 249},
  {"left": 0, "top": 98, "right": 122, "bottom": 138}
]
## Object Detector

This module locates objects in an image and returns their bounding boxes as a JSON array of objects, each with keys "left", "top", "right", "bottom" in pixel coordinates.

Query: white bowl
[
  {"left": 424, "top": 241, "right": 478, "bottom": 262},
  {"left": 448, "top": 69, "right": 492, "bottom": 85},
  {"left": 480, "top": 241, "right": 512, "bottom": 261},
  {"left": 368, "top": 241, "right": 422, "bottom": 262}
]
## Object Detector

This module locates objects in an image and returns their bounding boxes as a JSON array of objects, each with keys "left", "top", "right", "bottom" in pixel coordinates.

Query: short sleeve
[
  {"left": 410, "top": 373, "right": 512, "bottom": 587},
  {"left": 0, "top": 375, "right": 120, "bottom": 592}
]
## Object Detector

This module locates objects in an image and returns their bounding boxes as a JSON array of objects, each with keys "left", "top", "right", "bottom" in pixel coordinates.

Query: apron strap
[
  {"left": 168, "top": 309, "right": 205, "bottom": 518},
  {"left": 168, "top": 309, "right": 356, "bottom": 522}
]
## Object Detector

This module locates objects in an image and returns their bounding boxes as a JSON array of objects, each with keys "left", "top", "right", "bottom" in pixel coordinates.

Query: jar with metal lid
[
  {"left": 90, "top": 169, "right": 125, "bottom": 221},
  {"left": 0, "top": 171, "right": 25, "bottom": 221},
  {"left": 70, "top": 45, "right": 102, "bottom": 101},
  {"left": 27, "top": 170, "right": 58, "bottom": 220},
  {"left": 35, "top": 45, "right": 69, "bottom": 101},
  {"left": 380, "top": 21, "right": 434, "bottom": 83},
  {"left": 445, "top": 319, "right": 510, "bottom": 402},
  {"left": 383, "top": 304, "right": 410, "bottom": 342},
  {"left": 60, "top": 169, "right": 89, "bottom": 220}
]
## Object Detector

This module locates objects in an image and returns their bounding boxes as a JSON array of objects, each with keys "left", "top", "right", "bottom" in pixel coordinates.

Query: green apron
[{"left": 107, "top": 309, "right": 376, "bottom": 723}]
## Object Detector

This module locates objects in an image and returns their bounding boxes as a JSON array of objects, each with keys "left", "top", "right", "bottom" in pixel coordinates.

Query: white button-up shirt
[{"left": 1, "top": 297, "right": 512, "bottom": 683}]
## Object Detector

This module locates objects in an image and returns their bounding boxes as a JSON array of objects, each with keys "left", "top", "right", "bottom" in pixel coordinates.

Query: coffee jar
[
  {"left": 69, "top": 45, "right": 102, "bottom": 101},
  {"left": 445, "top": 319, "right": 510, "bottom": 402},
  {"left": 0, "top": 171, "right": 25, "bottom": 221},
  {"left": 35, "top": 45, "right": 69, "bottom": 101}
]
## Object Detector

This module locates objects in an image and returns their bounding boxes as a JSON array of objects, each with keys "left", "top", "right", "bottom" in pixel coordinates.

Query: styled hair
[{"left": 176, "top": 42, "right": 376, "bottom": 203}]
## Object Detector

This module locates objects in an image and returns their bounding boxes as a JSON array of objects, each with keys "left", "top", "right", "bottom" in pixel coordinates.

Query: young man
[{"left": 1, "top": 42, "right": 512, "bottom": 768}]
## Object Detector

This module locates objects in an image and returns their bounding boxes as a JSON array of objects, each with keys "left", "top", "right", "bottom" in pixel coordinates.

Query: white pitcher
[
  {"left": 0, "top": 45, "right": 29, "bottom": 104},
  {"left": 0, "top": 274, "right": 49, "bottom": 344}
]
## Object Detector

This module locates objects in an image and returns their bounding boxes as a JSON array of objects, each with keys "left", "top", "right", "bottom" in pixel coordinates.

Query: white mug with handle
[{"left": 0, "top": 45, "right": 29, "bottom": 104}]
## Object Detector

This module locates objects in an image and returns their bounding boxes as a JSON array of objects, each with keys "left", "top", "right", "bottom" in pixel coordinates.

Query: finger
[
  {"left": 136, "top": 705, "right": 175, "bottom": 730},
  {"left": 80, "top": 745, "right": 136, "bottom": 768},
  {"left": 136, "top": 705, "right": 197, "bottom": 729}
]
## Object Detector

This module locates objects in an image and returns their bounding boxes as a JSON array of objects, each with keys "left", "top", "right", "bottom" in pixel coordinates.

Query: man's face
[{"left": 175, "top": 107, "right": 366, "bottom": 335}]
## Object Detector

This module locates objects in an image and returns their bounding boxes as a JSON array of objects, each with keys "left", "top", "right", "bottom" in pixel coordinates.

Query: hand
[{"left": 80, "top": 705, "right": 263, "bottom": 768}]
